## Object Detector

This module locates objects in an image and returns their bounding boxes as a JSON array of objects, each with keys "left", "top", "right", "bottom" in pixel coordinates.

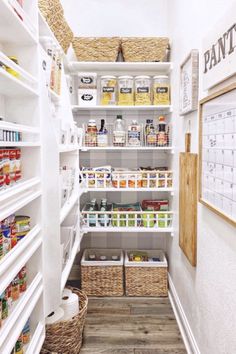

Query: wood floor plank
[
  {"left": 134, "top": 349, "right": 187, "bottom": 354},
  {"left": 80, "top": 349, "right": 134, "bottom": 354},
  {"left": 130, "top": 306, "right": 174, "bottom": 316},
  {"left": 85, "top": 315, "right": 177, "bottom": 325}
]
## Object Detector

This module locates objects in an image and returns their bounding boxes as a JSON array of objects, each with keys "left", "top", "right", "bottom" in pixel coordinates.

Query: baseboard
[{"left": 168, "top": 274, "right": 201, "bottom": 354}]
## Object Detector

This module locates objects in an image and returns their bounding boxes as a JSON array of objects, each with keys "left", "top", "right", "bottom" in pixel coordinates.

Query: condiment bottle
[
  {"left": 86, "top": 119, "right": 97, "bottom": 147},
  {"left": 127, "top": 120, "right": 141, "bottom": 146},
  {"left": 99, "top": 198, "right": 109, "bottom": 226},
  {"left": 97, "top": 119, "right": 108, "bottom": 147},
  {"left": 145, "top": 119, "right": 156, "bottom": 146},
  {"left": 157, "top": 116, "right": 168, "bottom": 146},
  {"left": 113, "top": 115, "right": 126, "bottom": 146},
  {"left": 88, "top": 198, "right": 97, "bottom": 226}
]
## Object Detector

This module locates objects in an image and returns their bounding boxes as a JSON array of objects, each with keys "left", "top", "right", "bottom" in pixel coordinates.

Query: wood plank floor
[{"left": 80, "top": 297, "right": 187, "bottom": 354}]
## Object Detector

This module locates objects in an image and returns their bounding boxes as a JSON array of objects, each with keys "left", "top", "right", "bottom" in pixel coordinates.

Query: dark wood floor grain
[{"left": 80, "top": 297, "right": 186, "bottom": 354}]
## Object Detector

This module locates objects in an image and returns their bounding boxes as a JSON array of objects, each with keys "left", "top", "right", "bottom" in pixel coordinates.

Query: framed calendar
[{"left": 199, "top": 83, "right": 236, "bottom": 226}]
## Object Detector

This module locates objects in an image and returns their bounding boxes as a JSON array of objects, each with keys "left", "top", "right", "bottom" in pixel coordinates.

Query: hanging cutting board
[{"left": 179, "top": 133, "right": 198, "bottom": 266}]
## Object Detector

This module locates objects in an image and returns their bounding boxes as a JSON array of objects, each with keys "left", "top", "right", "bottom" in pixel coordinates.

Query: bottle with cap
[
  {"left": 113, "top": 115, "right": 126, "bottom": 146},
  {"left": 145, "top": 119, "right": 156, "bottom": 146},
  {"left": 97, "top": 119, "right": 108, "bottom": 147},
  {"left": 157, "top": 116, "right": 168, "bottom": 147}
]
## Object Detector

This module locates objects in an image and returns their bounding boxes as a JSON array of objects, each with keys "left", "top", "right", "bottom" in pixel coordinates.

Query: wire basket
[
  {"left": 121, "top": 37, "right": 170, "bottom": 62},
  {"left": 72, "top": 37, "right": 121, "bottom": 62}
]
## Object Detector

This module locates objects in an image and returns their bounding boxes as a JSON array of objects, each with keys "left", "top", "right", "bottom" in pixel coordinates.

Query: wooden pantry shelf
[
  {"left": 72, "top": 105, "right": 172, "bottom": 112},
  {"left": 69, "top": 61, "right": 173, "bottom": 74},
  {"left": 0, "top": 0, "right": 37, "bottom": 45}
]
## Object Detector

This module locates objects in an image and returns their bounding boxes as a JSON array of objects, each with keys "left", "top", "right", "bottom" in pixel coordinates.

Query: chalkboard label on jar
[
  {"left": 103, "top": 87, "right": 115, "bottom": 93},
  {"left": 82, "top": 94, "right": 93, "bottom": 101},
  {"left": 156, "top": 87, "right": 168, "bottom": 93},
  {"left": 81, "top": 77, "right": 93, "bottom": 84},
  {"left": 120, "top": 88, "right": 132, "bottom": 94},
  {"left": 137, "top": 87, "right": 149, "bottom": 93}
]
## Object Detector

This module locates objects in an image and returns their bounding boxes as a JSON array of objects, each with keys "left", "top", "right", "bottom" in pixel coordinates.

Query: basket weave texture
[
  {"left": 41, "top": 287, "right": 88, "bottom": 354},
  {"left": 81, "top": 265, "right": 124, "bottom": 296},
  {"left": 125, "top": 267, "right": 168, "bottom": 296},
  {"left": 39, "top": 0, "right": 64, "bottom": 22},
  {"left": 72, "top": 37, "right": 121, "bottom": 62},
  {"left": 121, "top": 37, "right": 170, "bottom": 62}
]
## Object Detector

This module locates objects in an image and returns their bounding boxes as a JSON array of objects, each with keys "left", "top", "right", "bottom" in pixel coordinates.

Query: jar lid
[
  {"left": 153, "top": 75, "right": 169, "bottom": 79},
  {"left": 88, "top": 119, "right": 96, "bottom": 125},
  {"left": 135, "top": 75, "right": 151, "bottom": 79},
  {"left": 118, "top": 75, "right": 133, "bottom": 79},
  {"left": 101, "top": 75, "right": 116, "bottom": 79}
]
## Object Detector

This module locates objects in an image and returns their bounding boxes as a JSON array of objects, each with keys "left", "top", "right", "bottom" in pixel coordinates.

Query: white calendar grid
[{"left": 202, "top": 107, "right": 236, "bottom": 220}]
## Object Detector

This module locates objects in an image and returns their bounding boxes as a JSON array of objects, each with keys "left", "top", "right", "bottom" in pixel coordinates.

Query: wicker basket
[
  {"left": 72, "top": 37, "right": 121, "bottom": 62},
  {"left": 41, "top": 287, "right": 88, "bottom": 354},
  {"left": 81, "top": 249, "right": 124, "bottom": 296},
  {"left": 39, "top": 0, "right": 64, "bottom": 22},
  {"left": 121, "top": 37, "right": 170, "bottom": 62},
  {"left": 52, "top": 18, "right": 74, "bottom": 53},
  {"left": 125, "top": 250, "right": 168, "bottom": 296}
]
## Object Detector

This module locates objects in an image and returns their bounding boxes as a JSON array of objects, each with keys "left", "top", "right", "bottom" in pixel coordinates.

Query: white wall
[
  {"left": 61, "top": 0, "right": 169, "bottom": 37},
  {"left": 167, "top": 1, "right": 236, "bottom": 353}
]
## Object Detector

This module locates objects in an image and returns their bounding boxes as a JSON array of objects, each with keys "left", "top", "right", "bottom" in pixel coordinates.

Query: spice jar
[
  {"left": 135, "top": 76, "right": 151, "bottom": 105},
  {"left": 153, "top": 76, "right": 170, "bottom": 105},
  {"left": 85, "top": 119, "right": 97, "bottom": 147},
  {"left": 118, "top": 76, "right": 134, "bottom": 105},
  {"left": 100, "top": 76, "right": 117, "bottom": 105}
]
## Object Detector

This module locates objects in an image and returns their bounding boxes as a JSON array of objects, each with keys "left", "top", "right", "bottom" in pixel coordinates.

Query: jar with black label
[
  {"left": 118, "top": 76, "right": 134, "bottom": 105},
  {"left": 153, "top": 75, "right": 170, "bottom": 105},
  {"left": 135, "top": 76, "right": 151, "bottom": 105},
  {"left": 100, "top": 76, "right": 117, "bottom": 105}
]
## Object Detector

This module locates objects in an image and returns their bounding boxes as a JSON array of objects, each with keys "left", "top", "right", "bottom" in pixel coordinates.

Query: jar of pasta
[
  {"left": 118, "top": 76, "right": 134, "bottom": 105},
  {"left": 100, "top": 76, "right": 117, "bottom": 105},
  {"left": 135, "top": 76, "right": 151, "bottom": 105},
  {"left": 153, "top": 76, "right": 170, "bottom": 105}
]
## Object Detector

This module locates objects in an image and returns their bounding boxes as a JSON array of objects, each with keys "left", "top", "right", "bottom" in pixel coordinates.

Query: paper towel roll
[
  {"left": 46, "top": 307, "right": 64, "bottom": 325},
  {"left": 62, "top": 288, "right": 72, "bottom": 297},
  {"left": 61, "top": 292, "right": 79, "bottom": 321}
]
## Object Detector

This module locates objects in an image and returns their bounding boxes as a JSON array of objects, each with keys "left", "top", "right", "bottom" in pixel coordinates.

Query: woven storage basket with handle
[
  {"left": 72, "top": 37, "right": 121, "bottom": 62},
  {"left": 125, "top": 250, "right": 168, "bottom": 296},
  {"left": 81, "top": 249, "right": 124, "bottom": 296},
  {"left": 121, "top": 37, "right": 170, "bottom": 62},
  {"left": 41, "top": 287, "right": 88, "bottom": 354}
]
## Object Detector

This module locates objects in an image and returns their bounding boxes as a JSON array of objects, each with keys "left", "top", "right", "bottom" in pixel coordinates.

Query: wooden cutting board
[{"left": 179, "top": 133, "right": 198, "bottom": 266}]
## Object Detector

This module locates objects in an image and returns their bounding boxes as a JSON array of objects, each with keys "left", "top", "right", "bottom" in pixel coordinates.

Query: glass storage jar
[
  {"left": 100, "top": 76, "right": 117, "bottom": 105},
  {"left": 134, "top": 75, "right": 151, "bottom": 105},
  {"left": 118, "top": 76, "right": 134, "bottom": 105},
  {"left": 153, "top": 75, "right": 170, "bottom": 105}
]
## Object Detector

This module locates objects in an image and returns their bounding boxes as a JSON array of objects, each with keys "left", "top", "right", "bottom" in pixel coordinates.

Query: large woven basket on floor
[
  {"left": 41, "top": 288, "right": 88, "bottom": 354},
  {"left": 121, "top": 37, "right": 170, "bottom": 62},
  {"left": 81, "top": 249, "right": 124, "bottom": 296},
  {"left": 72, "top": 37, "right": 121, "bottom": 62},
  {"left": 125, "top": 250, "right": 168, "bottom": 297}
]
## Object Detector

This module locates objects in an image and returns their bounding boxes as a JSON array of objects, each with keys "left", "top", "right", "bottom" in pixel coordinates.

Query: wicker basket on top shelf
[
  {"left": 39, "top": 0, "right": 64, "bottom": 23},
  {"left": 72, "top": 37, "right": 121, "bottom": 62},
  {"left": 121, "top": 37, "right": 170, "bottom": 62},
  {"left": 51, "top": 17, "right": 74, "bottom": 53},
  {"left": 41, "top": 287, "right": 88, "bottom": 354}
]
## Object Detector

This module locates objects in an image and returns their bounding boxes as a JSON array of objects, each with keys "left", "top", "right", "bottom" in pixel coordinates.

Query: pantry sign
[{"left": 203, "top": 2, "right": 236, "bottom": 90}]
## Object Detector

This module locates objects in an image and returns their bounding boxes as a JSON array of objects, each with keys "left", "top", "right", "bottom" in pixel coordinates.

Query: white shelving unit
[{"left": 0, "top": 1, "right": 48, "bottom": 353}]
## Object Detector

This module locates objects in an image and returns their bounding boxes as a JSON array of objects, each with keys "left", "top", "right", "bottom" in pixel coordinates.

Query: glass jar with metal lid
[
  {"left": 118, "top": 76, "right": 134, "bottom": 105},
  {"left": 100, "top": 75, "right": 117, "bottom": 105},
  {"left": 153, "top": 75, "right": 170, "bottom": 105},
  {"left": 134, "top": 75, "right": 151, "bottom": 105}
]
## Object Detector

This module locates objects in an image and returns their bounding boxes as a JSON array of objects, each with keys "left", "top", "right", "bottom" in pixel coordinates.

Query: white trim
[{"left": 168, "top": 274, "right": 201, "bottom": 354}]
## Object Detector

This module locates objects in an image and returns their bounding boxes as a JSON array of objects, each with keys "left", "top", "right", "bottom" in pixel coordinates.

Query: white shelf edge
[
  {"left": 3, "top": 274, "right": 43, "bottom": 354},
  {"left": 0, "top": 190, "right": 41, "bottom": 222},
  {"left": 81, "top": 187, "right": 174, "bottom": 193},
  {"left": 82, "top": 227, "right": 174, "bottom": 233},
  {"left": 61, "top": 236, "right": 81, "bottom": 291},
  {"left": 79, "top": 146, "right": 173, "bottom": 152},
  {"left": 0, "top": 0, "right": 38, "bottom": 45},
  {"left": 0, "top": 142, "right": 41, "bottom": 147},
  {"left": 0, "top": 273, "right": 43, "bottom": 351},
  {"left": 0, "top": 224, "right": 41, "bottom": 278},
  {"left": 72, "top": 105, "right": 172, "bottom": 112},
  {"left": 59, "top": 145, "right": 79, "bottom": 153},
  {"left": 25, "top": 322, "right": 45, "bottom": 354},
  {"left": 0, "top": 121, "right": 40, "bottom": 134},
  {"left": 0, "top": 68, "right": 39, "bottom": 97},
  {"left": 0, "top": 177, "right": 41, "bottom": 202},
  {"left": 60, "top": 192, "right": 78, "bottom": 224}
]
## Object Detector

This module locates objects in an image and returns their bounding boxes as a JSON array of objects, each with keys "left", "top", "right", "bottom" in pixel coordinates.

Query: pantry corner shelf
[
  {"left": 60, "top": 192, "right": 78, "bottom": 224},
  {"left": 69, "top": 61, "right": 173, "bottom": 74},
  {"left": 1, "top": 274, "right": 43, "bottom": 354},
  {"left": 72, "top": 105, "right": 173, "bottom": 112},
  {"left": 61, "top": 235, "right": 81, "bottom": 292},
  {"left": 0, "top": 68, "right": 39, "bottom": 98},
  {"left": 0, "top": 0, "right": 38, "bottom": 45}
]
